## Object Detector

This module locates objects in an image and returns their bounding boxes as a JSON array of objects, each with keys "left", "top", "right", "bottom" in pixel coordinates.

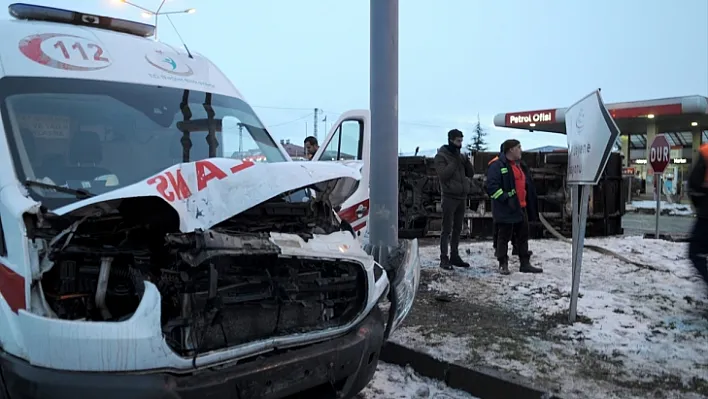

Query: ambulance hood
[{"left": 51, "top": 158, "right": 361, "bottom": 232}]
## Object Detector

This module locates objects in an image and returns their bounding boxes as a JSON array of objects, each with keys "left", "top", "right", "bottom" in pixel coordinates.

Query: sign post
[
  {"left": 649, "top": 135, "right": 671, "bottom": 239},
  {"left": 565, "top": 89, "right": 621, "bottom": 323}
]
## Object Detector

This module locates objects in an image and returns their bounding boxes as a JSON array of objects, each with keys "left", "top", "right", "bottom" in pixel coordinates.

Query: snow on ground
[
  {"left": 391, "top": 236, "right": 708, "bottom": 399},
  {"left": 359, "top": 362, "right": 478, "bottom": 399},
  {"left": 628, "top": 200, "right": 695, "bottom": 216}
]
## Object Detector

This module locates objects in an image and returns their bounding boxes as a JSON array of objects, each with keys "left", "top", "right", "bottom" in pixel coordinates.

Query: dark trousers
[
  {"left": 440, "top": 196, "right": 466, "bottom": 257},
  {"left": 688, "top": 218, "right": 708, "bottom": 288},
  {"left": 495, "top": 209, "right": 530, "bottom": 262},
  {"left": 492, "top": 223, "right": 518, "bottom": 250}
]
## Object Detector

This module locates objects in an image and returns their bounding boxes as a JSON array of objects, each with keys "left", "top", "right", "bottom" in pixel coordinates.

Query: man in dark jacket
[
  {"left": 434, "top": 129, "right": 475, "bottom": 270},
  {"left": 687, "top": 143, "right": 708, "bottom": 293},
  {"left": 487, "top": 139, "right": 542, "bottom": 275}
]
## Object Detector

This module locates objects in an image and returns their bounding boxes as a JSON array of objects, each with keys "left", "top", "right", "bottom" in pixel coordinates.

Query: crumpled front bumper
[
  {"left": 0, "top": 309, "right": 385, "bottom": 399},
  {"left": 382, "top": 238, "right": 421, "bottom": 337}
]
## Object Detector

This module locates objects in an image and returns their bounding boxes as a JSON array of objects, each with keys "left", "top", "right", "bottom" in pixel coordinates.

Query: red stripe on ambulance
[{"left": 0, "top": 263, "right": 26, "bottom": 313}]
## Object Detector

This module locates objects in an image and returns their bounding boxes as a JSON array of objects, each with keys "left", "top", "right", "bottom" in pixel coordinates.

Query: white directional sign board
[{"left": 565, "top": 90, "right": 621, "bottom": 185}]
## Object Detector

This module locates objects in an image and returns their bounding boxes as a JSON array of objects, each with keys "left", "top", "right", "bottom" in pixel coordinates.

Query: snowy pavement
[
  {"left": 390, "top": 236, "right": 708, "bottom": 399},
  {"left": 628, "top": 200, "right": 695, "bottom": 216},
  {"left": 359, "top": 362, "right": 478, "bottom": 399}
]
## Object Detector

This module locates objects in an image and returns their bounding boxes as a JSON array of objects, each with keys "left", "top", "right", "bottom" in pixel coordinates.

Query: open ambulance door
[{"left": 312, "top": 110, "right": 371, "bottom": 241}]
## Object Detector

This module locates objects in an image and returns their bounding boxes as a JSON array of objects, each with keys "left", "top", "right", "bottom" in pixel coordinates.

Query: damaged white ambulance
[{"left": 0, "top": 4, "right": 420, "bottom": 399}]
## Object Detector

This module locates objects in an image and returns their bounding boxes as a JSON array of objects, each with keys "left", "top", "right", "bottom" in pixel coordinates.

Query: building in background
[
  {"left": 525, "top": 145, "right": 567, "bottom": 152},
  {"left": 279, "top": 139, "right": 308, "bottom": 160}
]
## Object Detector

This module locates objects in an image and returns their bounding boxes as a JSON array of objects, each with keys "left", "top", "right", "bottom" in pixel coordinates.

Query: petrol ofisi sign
[{"left": 506, "top": 109, "right": 556, "bottom": 125}]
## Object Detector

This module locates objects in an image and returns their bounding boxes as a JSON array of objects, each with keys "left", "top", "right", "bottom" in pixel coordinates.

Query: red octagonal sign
[{"left": 649, "top": 135, "right": 671, "bottom": 174}]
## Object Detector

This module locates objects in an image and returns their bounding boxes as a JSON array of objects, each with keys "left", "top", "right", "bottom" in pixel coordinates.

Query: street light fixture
[{"left": 116, "top": 0, "right": 195, "bottom": 40}]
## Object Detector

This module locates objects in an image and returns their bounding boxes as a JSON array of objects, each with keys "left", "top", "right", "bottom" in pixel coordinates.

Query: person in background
[
  {"left": 304, "top": 136, "right": 319, "bottom": 160},
  {"left": 488, "top": 155, "right": 532, "bottom": 258},
  {"left": 434, "top": 129, "right": 475, "bottom": 270},
  {"left": 486, "top": 139, "right": 542, "bottom": 275},
  {"left": 687, "top": 143, "right": 708, "bottom": 295}
]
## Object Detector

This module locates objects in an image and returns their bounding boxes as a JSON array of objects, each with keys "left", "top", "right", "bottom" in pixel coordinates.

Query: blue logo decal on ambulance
[
  {"left": 163, "top": 57, "right": 177, "bottom": 71},
  {"left": 145, "top": 49, "right": 193, "bottom": 76}
]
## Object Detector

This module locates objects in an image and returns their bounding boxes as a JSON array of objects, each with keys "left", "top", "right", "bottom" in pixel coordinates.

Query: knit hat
[
  {"left": 502, "top": 139, "right": 521, "bottom": 153},
  {"left": 447, "top": 129, "right": 464, "bottom": 141}
]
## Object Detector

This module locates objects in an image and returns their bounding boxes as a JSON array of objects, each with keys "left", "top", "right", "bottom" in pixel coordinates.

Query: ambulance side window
[
  {"left": 338, "top": 120, "right": 363, "bottom": 160},
  {"left": 321, "top": 120, "right": 363, "bottom": 161},
  {"left": 320, "top": 126, "right": 341, "bottom": 161}
]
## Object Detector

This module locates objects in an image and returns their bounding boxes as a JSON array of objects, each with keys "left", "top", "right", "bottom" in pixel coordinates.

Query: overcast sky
[{"left": 6, "top": 0, "right": 708, "bottom": 153}]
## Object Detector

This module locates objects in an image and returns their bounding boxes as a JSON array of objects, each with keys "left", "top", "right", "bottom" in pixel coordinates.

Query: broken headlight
[{"left": 388, "top": 238, "right": 421, "bottom": 335}]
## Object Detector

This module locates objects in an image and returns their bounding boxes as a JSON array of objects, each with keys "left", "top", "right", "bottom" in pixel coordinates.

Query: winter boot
[
  {"left": 499, "top": 259, "right": 511, "bottom": 275},
  {"left": 519, "top": 258, "right": 543, "bottom": 273},
  {"left": 439, "top": 255, "right": 453, "bottom": 270},
  {"left": 450, "top": 254, "right": 470, "bottom": 268}
]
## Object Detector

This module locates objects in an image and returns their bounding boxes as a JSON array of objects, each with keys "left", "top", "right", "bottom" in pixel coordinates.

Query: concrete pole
[
  {"left": 369, "top": 0, "right": 399, "bottom": 261},
  {"left": 620, "top": 135, "right": 630, "bottom": 167}
]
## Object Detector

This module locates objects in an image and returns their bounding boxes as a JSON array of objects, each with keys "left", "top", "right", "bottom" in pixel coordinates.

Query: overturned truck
[{"left": 398, "top": 150, "right": 626, "bottom": 239}]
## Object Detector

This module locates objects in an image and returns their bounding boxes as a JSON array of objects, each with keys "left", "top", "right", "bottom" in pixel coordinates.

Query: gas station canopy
[{"left": 493, "top": 95, "right": 708, "bottom": 149}]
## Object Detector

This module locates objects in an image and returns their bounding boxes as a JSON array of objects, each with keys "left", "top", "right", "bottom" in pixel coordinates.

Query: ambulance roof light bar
[{"left": 8, "top": 3, "right": 155, "bottom": 38}]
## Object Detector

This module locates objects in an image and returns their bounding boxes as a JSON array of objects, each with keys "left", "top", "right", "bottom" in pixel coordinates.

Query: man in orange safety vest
[
  {"left": 687, "top": 143, "right": 708, "bottom": 294},
  {"left": 488, "top": 155, "right": 532, "bottom": 258}
]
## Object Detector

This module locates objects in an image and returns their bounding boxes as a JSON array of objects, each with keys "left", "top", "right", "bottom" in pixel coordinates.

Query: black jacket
[
  {"left": 486, "top": 145, "right": 539, "bottom": 224},
  {"left": 688, "top": 144, "right": 708, "bottom": 219},
  {"left": 434, "top": 145, "right": 476, "bottom": 200}
]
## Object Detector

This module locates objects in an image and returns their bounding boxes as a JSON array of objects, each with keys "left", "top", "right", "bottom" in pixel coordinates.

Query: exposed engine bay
[{"left": 29, "top": 190, "right": 367, "bottom": 358}]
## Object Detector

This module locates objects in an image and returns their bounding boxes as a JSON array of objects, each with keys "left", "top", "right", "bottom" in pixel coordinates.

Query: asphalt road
[{"left": 622, "top": 213, "right": 695, "bottom": 236}]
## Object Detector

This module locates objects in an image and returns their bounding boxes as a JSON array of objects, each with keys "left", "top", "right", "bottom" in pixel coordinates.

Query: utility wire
[
  {"left": 267, "top": 112, "right": 314, "bottom": 128},
  {"left": 252, "top": 105, "right": 313, "bottom": 111},
  {"left": 256, "top": 105, "right": 475, "bottom": 130},
  {"left": 254, "top": 104, "right": 499, "bottom": 133}
]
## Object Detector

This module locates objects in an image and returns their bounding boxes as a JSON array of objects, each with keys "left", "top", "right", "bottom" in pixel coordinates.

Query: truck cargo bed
[{"left": 398, "top": 151, "right": 625, "bottom": 239}]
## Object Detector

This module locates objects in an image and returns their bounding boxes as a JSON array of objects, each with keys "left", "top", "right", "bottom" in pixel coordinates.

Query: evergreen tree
[{"left": 466, "top": 114, "right": 488, "bottom": 154}]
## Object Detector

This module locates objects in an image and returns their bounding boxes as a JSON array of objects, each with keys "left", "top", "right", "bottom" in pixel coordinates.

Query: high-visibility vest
[
  {"left": 700, "top": 144, "right": 708, "bottom": 186},
  {"left": 700, "top": 143, "right": 708, "bottom": 158}
]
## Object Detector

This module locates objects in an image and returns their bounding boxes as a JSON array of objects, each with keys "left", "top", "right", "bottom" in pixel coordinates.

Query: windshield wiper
[{"left": 24, "top": 180, "right": 95, "bottom": 200}]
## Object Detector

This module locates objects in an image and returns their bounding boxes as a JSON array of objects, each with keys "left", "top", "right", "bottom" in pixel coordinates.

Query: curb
[
  {"left": 642, "top": 232, "right": 690, "bottom": 242},
  {"left": 380, "top": 342, "right": 562, "bottom": 399}
]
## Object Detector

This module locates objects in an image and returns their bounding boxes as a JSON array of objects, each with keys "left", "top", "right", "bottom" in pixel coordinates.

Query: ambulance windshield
[{"left": 0, "top": 77, "right": 286, "bottom": 208}]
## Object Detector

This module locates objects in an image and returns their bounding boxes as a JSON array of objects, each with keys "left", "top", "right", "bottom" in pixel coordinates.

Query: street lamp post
[{"left": 116, "top": 0, "right": 195, "bottom": 40}]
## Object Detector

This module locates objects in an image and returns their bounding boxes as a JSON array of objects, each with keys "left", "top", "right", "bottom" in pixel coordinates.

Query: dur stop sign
[{"left": 649, "top": 135, "right": 671, "bottom": 174}]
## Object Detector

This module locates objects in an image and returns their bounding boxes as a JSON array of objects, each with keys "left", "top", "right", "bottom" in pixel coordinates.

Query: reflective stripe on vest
[{"left": 490, "top": 188, "right": 515, "bottom": 200}]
